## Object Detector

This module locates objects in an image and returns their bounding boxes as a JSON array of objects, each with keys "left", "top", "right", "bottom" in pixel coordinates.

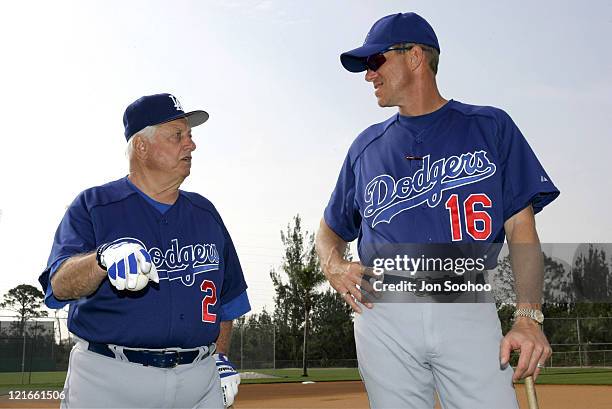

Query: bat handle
[{"left": 524, "top": 376, "right": 539, "bottom": 409}]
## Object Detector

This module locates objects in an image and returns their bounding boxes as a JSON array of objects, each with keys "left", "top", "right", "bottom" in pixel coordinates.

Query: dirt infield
[
  {"left": 1, "top": 381, "right": 611, "bottom": 408},
  {"left": 234, "top": 381, "right": 612, "bottom": 409}
]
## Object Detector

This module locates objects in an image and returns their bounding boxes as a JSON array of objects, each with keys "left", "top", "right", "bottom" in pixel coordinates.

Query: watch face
[{"left": 534, "top": 310, "right": 544, "bottom": 323}]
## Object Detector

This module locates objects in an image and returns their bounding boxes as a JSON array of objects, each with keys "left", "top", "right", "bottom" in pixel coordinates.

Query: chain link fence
[
  {"left": 229, "top": 323, "right": 275, "bottom": 370},
  {"left": 0, "top": 317, "right": 76, "bottom": 374},
  {"left": 0, "top": 315, "right": 610, "bottom": 384},
  {"left": 544, "top": 317, "right": 612, "bottom": 367},
  {"left": 226, "top": 323, "right": 358, "bottom": 370}
]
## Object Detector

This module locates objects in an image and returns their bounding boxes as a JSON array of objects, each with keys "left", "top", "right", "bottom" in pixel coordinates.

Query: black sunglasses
[{"left": 365, "top": 45, "right": 416, "bottom": 71}]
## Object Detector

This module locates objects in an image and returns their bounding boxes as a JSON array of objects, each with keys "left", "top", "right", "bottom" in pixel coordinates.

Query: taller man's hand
[
  {"left": 499, "top": 319, "right": 552, "bottom": 381},
  {"left": 324, "top": 259, "right": 377, "bottom": 313},
  {"left": 315, "top": 219, "right": 378, "bottom": 314}
]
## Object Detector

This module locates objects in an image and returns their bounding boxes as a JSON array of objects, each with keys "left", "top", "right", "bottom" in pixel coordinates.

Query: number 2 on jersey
[
  {"left": 200, "top": 280, "right": 217, "bottom": 323},
  {"left": 445, "top": 193, "right": 492, "bottom": 241}
]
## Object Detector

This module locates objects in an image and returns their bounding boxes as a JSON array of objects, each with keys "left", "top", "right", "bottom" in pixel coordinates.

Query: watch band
[{"left": 513, "top": 308, "right": 544, "bottom": 324}]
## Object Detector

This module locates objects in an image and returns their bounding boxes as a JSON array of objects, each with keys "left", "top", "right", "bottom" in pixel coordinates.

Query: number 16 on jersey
[{"left": 445, "top": 193, "right": 492, "bottom": 241}]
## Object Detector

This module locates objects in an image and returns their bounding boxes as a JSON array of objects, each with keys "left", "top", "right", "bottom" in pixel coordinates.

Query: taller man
[{"left": 316, "top": 13, "right": 559, "bottom": 409}]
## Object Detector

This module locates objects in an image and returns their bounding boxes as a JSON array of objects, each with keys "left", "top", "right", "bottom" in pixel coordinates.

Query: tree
[
  {"left": 0, "top": 284, "right": 48, "bottom": 333},
  {"left": 572, "top": 244, "right": 610, "bottom": 302},
  {"left": 543, "top": 254, "right": 573, "bottom": 304},
  {"left": 490, "top": 254, "right": 515, "bottom": 305},
  {"left": 310, "top": 289, "right": 356, "bottom": 365},
  {"left": 270, "top": 215, "right": 325, "bottom": 376},
  {"left": 270, "top": 265, "right": 302, "bottom": 368}
]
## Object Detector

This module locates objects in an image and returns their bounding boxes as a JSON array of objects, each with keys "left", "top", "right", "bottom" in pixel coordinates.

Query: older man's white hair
[{"left": 126, "top": 125, "right": 158, "bottom": 158}]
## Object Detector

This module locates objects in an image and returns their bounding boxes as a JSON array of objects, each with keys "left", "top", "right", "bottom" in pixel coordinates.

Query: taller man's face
[{"left": 364, "top": 48, "right": 414, "bottom": 109}]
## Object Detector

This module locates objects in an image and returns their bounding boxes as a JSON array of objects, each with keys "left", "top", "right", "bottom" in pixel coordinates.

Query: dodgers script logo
[
  {"left": 109, "top": 237, "right": 219, "bottom": 286},
  {"left": 364, "top": 150, "right": 496, "bottom": 227}
]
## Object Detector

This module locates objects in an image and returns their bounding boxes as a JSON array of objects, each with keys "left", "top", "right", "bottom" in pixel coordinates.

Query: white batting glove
[
  {"left": 214, "top": 353, "right": 240, "bottom": 408},
  {"left": 97, "top": 242, "right": 159, "bottom": 291}
]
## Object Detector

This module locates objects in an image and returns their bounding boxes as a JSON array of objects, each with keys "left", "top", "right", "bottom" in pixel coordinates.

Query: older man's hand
[
  {"left": 214, "top": 353, "right": 240, "bottom": 408},
  {"left": 99, "top": 242, "right": 159, "bottom": 291}
]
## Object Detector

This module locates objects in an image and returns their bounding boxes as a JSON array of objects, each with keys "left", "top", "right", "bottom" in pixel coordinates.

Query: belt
[{"left": 87, "top": 342, "right": 214, "bottom": 368}]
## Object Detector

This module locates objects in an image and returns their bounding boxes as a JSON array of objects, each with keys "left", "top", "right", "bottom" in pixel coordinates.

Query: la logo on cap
[{"left": 168, "top": 94, "right": 183, "bottom": 111}]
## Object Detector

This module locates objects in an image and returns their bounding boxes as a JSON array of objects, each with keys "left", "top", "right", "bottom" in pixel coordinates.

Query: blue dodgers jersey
[
  {"left": 39, "top": 177, "right": 249, "bottom": 348},
  {"left": 324, "top": 100, "right": 560, "bottom": 264}
]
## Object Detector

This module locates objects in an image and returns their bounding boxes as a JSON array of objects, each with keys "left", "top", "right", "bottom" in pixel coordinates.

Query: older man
[
  {"left": 316, "top": 13, "right": 559, "bottom": 409},
  {"left": 39, "top": 93, "right": 248, "bottom": 408}
]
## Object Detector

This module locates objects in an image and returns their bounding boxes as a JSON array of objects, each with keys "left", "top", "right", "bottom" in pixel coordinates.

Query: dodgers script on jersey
[
  {"left": 324, "top": 100, "right": 560, "bottom": 264},
  {"left": 39, "top": 177, "right": 248, "bottom": 348}
]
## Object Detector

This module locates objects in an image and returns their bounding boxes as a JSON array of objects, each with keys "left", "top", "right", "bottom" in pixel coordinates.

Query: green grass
[
  {"left": 0, "top": 367, "right": 610, "bottom": 395},
  {"left": 0, "top": 372, "right": 66, "bottom": 385},
  {"left": 528, "top": 367, "right": 612, "bottom": 385},
  {"left": 0, "top": 371, "right": 66, "bottom": 395},
  {"left": 239, "top": 368, "right": 362, "bottom": 384}
]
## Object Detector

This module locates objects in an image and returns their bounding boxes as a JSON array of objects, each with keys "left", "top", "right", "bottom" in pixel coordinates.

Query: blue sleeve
[
  {"left": 324, "top": 154, "right": 361, "bottom": 242},
  {"left": 40, "top": 257, "right": 72, "bottom": 309},
  {"left": 38, "top": 192, "right": 97, "bottom": 309},
  {"left": 219, "top": 225, "right": 248, "bottom": 304},
  {"left": 218, "top": 291, "right": 251, "bottom": 321},
  {"left": 497, "top": 112, "right": 560, "bottom": 220}
]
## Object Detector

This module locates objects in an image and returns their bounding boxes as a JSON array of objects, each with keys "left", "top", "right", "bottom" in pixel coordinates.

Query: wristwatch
[{"left": 513, "top": 308, "right": 544, "bottom": 325}]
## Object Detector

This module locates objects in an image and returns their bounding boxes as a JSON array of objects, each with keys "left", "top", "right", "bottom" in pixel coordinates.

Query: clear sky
[{"left": 0, "top": 0, "right": 611, "bottom": 316}]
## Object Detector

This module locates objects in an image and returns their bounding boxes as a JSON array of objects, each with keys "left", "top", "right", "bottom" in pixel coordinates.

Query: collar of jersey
[
  {"left": 395, "top": 99, "right": 455, "bottom": 134},
  {"left": 125, "top": 177, "right": 173, "bottom": 215}
]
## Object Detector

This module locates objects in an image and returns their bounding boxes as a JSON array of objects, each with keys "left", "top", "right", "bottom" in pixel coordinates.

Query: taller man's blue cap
[
  {"left": 123, "top": 93, "right": 209, "bottom": 141},
  {"left": 340, "top": 12, "right": 440, "bottom": 73}
]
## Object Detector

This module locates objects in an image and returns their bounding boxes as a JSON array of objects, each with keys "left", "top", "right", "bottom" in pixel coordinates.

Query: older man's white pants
[{"left": 60, "top": 340, "right": 223, "bottom": 409}]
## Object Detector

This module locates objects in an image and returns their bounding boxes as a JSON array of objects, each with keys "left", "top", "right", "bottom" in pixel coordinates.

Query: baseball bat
[{"left": 524, "top": 376, "right": 539, "bottom": 409}]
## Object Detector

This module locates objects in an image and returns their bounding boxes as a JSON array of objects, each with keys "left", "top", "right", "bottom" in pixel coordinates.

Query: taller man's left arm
[{"left": 499, "top": 205, "right": 552, "bottom": 381}]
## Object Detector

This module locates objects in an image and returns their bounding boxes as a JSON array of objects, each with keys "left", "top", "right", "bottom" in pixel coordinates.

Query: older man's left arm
[
  {"left": 499, "top": 205, "right": 552, "bottom": 381},
  {"left": 214, "top": 320, "right": 241, "bottom": 408},
  {"left": 216, "top": 321, "right": 233, "bottom": 354}
]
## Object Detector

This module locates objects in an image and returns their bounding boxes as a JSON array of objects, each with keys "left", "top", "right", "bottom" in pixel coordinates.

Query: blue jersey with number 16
[{"left": 324, "top": 100, "right": 560, "bottom": 264}]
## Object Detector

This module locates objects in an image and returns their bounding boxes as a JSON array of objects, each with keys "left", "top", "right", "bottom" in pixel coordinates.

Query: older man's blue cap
[
  {"left": 340, "top": 12, "right": 440, "bottom": 73},
  {"left": 123, "top": 93, "right": 209, "bottom": 141}
]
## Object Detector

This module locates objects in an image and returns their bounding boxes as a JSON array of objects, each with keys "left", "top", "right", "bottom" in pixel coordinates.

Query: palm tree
[{"left": 276, "top": 215, "right": 325, "bottom": 377}]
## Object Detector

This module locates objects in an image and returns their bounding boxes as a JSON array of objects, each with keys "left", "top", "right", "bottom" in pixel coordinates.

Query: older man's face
[{"left": 146, "top": 118, "right": 196, "bottom": 180}]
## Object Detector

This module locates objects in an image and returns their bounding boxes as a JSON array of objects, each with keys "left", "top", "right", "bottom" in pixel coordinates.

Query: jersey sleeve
[
  {"left": 38, "top": 192, "right": 96, "bottom": 309},
  {"left": 324, "top": 154, "right": 362, "bottom": 242},
  {"left": 497, "top": 111, "right": 560, "bottom": 220},
  {"left": 218, "top": 291, "right": 251, "bottom": 321},
  {"left": 219, "top": 225, "right": 249, "bottom": 308}
]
